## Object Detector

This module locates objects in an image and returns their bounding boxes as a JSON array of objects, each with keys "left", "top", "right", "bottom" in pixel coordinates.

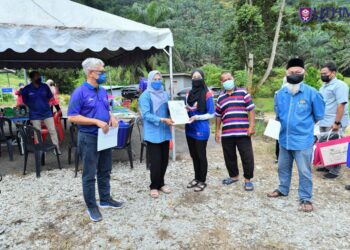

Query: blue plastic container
[{"left": 117, "top": 120, "right": 129, "bottom": 148}]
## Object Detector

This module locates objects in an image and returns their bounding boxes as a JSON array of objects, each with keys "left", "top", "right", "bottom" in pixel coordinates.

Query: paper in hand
[
  {"left": 97, "top": 127, "right": 118, "bottom": 151},
  {"left": 264, "top": 119, "right": 281, "bottom": 140},
  {"left": 168, "top": 100, "right": 190, "bottom": 125}
]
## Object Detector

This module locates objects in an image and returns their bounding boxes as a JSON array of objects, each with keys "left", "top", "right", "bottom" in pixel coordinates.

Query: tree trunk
[
  {"left": 247, "top": 53, "right": 254, "bottom": 93},
  {"left": 257, "top": 0, "right": 286, "bottom": 87}
]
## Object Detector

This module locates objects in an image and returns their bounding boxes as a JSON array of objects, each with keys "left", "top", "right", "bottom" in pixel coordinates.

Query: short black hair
[
  {"left": 29, "top": 71, "right": 40, "bottom": 79},
  {"left": 322, "top": 62, "right": 337, "bottom": 72}
]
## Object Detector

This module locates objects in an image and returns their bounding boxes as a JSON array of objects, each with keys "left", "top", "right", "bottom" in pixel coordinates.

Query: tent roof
[{"left": 0, "top": 0, "right": 174, "bottom": 68}]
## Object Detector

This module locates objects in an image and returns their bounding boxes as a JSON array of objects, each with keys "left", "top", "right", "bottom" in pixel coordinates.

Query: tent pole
[
  {"left": 169, "top": 47, "right": 176, "bottom": 161},
  {"left": 6, "top": 72, "right": 10, "bottom": 87},
  {"left": 108, "top": 66, "right": 113, "bottom": 93},
  {"left": 23, "top": 69, "right": 28, "bottom": 84}
]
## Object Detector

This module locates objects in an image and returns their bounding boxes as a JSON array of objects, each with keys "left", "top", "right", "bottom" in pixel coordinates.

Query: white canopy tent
[{"left": 0, "top": 0, "right": 177, "bottom": 159}]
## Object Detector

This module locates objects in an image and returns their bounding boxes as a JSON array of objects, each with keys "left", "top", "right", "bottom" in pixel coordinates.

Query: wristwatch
[{"left": 334, "top": 121, "right": 341, "bottom": 126}]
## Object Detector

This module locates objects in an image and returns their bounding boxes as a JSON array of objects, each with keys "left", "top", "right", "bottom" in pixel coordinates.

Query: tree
[
  {"left": 223, "top": 3, "right": 264, "bottom": 92},
  {"left": 258, "top": 0, "right": 286, "bottom": 87}
]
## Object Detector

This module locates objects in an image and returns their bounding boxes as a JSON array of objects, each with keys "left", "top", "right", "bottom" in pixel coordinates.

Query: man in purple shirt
[{"left": 68, "top": 58, "right": 123, "bottom": 222}]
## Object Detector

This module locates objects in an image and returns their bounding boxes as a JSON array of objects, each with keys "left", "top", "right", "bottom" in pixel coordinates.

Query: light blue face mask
[
  {"left": 223, "top": 80, "right": 235, "bottom": 90},
  {"left": 151, "top": 80, "right": 163, "bottom": 90}
]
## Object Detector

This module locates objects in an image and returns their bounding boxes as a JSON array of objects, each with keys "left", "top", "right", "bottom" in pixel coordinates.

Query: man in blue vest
[
  {"left": 268, "top": 58, "right": 325, "bottom": 212},
  {"left": 68, "top": 58, "right": 123, "bottom": 222}
]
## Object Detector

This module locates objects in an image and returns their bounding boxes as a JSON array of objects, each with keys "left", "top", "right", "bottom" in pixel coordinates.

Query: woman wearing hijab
[
  {"left": 185, "top": 69, "right": 215, "bottom": 192},
  {"left": 139, "top": 70, "right": 174, "bottom": 198}
]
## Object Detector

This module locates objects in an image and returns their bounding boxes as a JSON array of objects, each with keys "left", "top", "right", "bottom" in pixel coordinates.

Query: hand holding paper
[{"left": 97, "top": 127, "right": 118, "bottom": 151}]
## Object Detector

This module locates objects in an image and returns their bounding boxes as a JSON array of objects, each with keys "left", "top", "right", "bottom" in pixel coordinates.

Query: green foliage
[
  {"left": 304, "top": 66, "right": 321, "bottom": 90},
  {"left": 223, "top": 3, "right": 264, "bottom": 71},
  {"left": 60, "top": 94, "right": 71, "bottom": 107},
  {"left": 255, "top": 67, "right": 284, "bottom": 98},
  {"left": 41, "top": 69, "right": 81, "bottom": 94},
  {"left": 1, "top": 93, "right": 14, "bottom": 102},
  {"left": 130, "top": 99, "right": 139, "bottom": 113},
  {"left": 200, "top": 64, "right": 224, "bottom": 87},
  {"left": 233, "top": 70, "right": 248, "bottom": 88}
]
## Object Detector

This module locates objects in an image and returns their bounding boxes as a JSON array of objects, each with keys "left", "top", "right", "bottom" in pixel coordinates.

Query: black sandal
[
  {"left": 187, "top": 179, "right": 199, "bottom": 188},
  {"left": 267, "top": 189, "right": 287, "bottom": 198},
  {"left": 194, "top": 182, "right": 207, "bottom": 192},
  {"left": 299, "top": 201, "right": 313, "bottom": 212}
]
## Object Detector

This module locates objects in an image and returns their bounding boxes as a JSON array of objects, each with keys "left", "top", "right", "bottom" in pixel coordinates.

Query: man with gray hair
[{"left": 68, "top": 58, "right": 123, "bottom": 222}]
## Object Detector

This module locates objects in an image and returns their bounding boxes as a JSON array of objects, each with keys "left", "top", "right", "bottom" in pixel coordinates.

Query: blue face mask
[
  {"left": 151, "top": 80, "right": 163, "bottom": 90},
  {"left": 96, "top": 72, "right": 107, "bottom": 84},
  {"left": 223, "top": 80, "right": 235, "bottom": 90}
]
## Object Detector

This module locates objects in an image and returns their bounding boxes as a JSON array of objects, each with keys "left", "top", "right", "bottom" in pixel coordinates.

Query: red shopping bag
[{"left": 313, "top": 135, "right": 350, "bottom": 167}]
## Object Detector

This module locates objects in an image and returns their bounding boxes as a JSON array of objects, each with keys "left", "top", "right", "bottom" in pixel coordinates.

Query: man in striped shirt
[{"left": 215, "top": 72, "right": 255, "bottom": 191}]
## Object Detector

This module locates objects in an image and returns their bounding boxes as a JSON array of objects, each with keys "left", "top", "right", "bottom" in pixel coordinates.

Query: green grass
[
  {"left": 254, "top": 98, "right": 274, "bottom": 113},
  {"left": 0, "top": 73, "right": 24, "bottom": 88}
]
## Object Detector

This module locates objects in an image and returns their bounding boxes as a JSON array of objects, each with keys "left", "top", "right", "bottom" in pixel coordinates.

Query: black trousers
[
  {"left": 221, "top": 136, "right": 254, "bottom": 179},
  {"left": 147, "top": 140, "right": 169, "bottom": 190},
  {"left": 186, "top": 136, "right": 208, "bottom": 183}
]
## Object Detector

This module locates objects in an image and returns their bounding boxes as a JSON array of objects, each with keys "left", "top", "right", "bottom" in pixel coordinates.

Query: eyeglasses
[{"left": 91, "top": 70, "right": 106, "bottom": 74}]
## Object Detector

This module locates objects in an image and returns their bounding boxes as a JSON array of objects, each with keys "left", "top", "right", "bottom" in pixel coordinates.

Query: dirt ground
[{"left": 1, "top": 128, "right": 350, "bottom": 249}]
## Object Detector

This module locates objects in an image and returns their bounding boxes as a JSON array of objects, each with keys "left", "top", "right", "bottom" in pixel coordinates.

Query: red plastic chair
[
  {"left": 40, "top": 122, "right": 48, "bottom": 142},
  {"left": 53, "top": 111, "right": 64, "bottom": 142}
]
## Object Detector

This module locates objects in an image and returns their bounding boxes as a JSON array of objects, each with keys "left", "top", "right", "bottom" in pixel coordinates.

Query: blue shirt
[
  {"left": 139, "top": 78, "right": 148, "bottom": 92},
  {"left": 21, "top": 82, "right": 53, "bottom": 120},
  {"left": 138, "top": 90, "right": 172, "bottom": 143},
  {"left": 68, "top": 82, "right": 110, "bottom": 135},
  {"left": 275, "top": 83, "right": 325, "bottom": 150},
  {"left": 185, "top": 92, "right": 215, "bottom": 140},
  {"left": 319, "top": 78, "right": 349, "bottom": 128}
]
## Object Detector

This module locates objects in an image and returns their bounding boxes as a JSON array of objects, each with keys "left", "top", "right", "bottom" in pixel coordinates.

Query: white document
[
  {"left": 97, "top": 127, "right": 118, "bottom": 151},
  {"left": 168, "top": 100, "right": 190, "bottom": 125},
  {"left": 264, "top": 119, "right": 281, "bottom": 140},
  {"left": 320, "top": 142, "right": 348, "bottom": 166}
]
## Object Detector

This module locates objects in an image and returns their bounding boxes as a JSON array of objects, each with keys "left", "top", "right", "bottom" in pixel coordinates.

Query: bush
[
  {"left": 305, "top": 66, "right": 322, "bottom": 90},
  {"left": 233, "top": 70, "right": 247, "bottom": 87},
  {"left": 200, "top": 64, "right": 225, "bottom": 87},
  {"left": 59, "top": 94, "right": 71, "bottom": 107},
  {"left": 2, "top": 93, "right": 14, "bottom": 102}
]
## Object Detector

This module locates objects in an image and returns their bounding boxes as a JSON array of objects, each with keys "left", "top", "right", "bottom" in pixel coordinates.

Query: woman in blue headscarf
[{"left": 138, "top": 70, "right": 174, "bottom": 198}]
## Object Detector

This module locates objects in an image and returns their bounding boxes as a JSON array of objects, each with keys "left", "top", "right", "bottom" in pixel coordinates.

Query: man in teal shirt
[
  {"left": 317, "top": 62, "right": 349, "bottom": 179},
  {"left": 268, "top": 58, "right": 325, "bottom": 212}
]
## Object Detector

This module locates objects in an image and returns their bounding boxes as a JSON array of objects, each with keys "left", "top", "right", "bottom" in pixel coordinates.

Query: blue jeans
[
  {"left": 278, "top": 145, "right": 313, "bottom": 202},
  {"left": 78, "top": 132, "right": 112, "bottom": 208}
]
